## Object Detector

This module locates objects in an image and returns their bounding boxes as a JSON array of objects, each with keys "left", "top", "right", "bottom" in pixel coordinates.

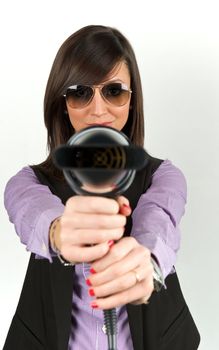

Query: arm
[
  {"left": 131, "top": 159, "right": 187, "bottom": 279},
  {"left": 4, "top": 166, "right": 64, "bottom": 261},
  {"left": 4, "top": 160, "right": 186, "bottom": 308},
  {"left": 85, "top": 160, "right": 187, "bottom": 308}
]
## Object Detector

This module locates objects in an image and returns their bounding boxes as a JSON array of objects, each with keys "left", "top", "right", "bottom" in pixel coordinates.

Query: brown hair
[{"left": 35, "top": 25, "right": 145, "bottom": 178}]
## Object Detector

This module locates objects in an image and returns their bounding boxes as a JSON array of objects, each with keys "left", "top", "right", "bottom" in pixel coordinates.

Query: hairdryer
[{"left": 53, "top": 125, "right": 149, "bottom": 350}]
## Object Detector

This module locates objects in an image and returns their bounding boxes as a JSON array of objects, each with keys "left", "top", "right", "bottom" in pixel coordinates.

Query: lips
[{"left": 87, "top": 122, "right": 113, "bottom": 126}]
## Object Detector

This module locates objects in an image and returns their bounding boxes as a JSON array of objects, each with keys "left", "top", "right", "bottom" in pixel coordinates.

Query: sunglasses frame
[{"left": 63, "top": 82, "right": 132, "bottom": 109}]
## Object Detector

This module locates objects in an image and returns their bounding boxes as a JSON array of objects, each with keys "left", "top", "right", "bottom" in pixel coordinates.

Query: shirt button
[{"left": 102, "top": 324, "right": 107, "bottom": 334}]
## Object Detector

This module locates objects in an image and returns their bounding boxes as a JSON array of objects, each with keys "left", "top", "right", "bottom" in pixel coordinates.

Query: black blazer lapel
[
  {"left": 49, "top": 258, "right": 74, "bottom": 350},
  {"left": 127, "top": 304, "right": 144, "bottom": 350}
]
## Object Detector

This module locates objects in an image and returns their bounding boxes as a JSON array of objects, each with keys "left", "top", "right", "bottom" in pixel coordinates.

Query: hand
[
  {"left": 86, "top": 236, "right": 154, "bottom": 310},
  {"left": 51, "top": 195, "right": 130, "bottom": 264}
]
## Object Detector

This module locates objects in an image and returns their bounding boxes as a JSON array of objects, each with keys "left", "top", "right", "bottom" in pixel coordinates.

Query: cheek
[
  {"left": 67, "top": 109, "right": 84, "bottom": 131},
  {"left": 116, "top": 107, "right": 130, "bottom": 129}
]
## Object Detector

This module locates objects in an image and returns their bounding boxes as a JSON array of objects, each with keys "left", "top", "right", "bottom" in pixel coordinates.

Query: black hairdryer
[{"left": 53, "top": 126, "right": 148, "bottom": 350}]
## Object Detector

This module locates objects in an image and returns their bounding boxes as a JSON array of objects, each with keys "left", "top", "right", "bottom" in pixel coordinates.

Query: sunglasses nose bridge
[
  {"left": 88, "top": 86, "right": 109, "bottom": 112},
  {"left": 91, "top": 86, "right": 107, "bottom": 103}
]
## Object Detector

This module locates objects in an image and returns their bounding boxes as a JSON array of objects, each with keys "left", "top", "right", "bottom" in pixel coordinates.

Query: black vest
[{"left": 4, "top": 156, "right": 200, "bottom": 350}]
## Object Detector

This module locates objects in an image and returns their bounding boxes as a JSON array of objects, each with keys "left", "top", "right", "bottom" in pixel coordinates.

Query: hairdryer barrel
[{"left": 53, "top": 126, "right": 149, "bottom": 196}]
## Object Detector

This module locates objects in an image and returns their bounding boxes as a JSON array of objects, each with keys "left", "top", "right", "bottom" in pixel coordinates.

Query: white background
[{"left": 0, "top": 1, "right": 218, "bottom": 349}]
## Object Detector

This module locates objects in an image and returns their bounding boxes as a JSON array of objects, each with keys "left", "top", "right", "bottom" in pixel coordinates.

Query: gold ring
[{"left": 133, "top": 269, "right": 141, "bottom": 284}]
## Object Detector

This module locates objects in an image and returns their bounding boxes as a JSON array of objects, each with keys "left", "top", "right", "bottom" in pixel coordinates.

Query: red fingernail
[
  {"left": 86, "top": 279, "right": 92, "bottom": 286},
  {"left": 89, "top": 288, "right": 95, "bottom": 297},
  {"left": 90, "top": 268, "right": 97, "bottom": 274},
  {"left": 91, "top": 301, "right": 99, "bottom": 309},
  {"left": 123, "top": 203, "right": 131, "bottom": 209},
  {"left": 108, "top": 240, "right": 114, "bottom": 248}
]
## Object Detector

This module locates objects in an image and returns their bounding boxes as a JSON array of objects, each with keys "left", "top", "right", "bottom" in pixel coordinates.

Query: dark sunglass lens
[
  {"left": 102, "top": 83, "right": 129, "bottom": 106},
  {"left": 66, "top": 85, "right": 93, "bottom": 108}
]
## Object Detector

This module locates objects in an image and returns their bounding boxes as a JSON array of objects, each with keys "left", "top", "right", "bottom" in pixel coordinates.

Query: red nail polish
[
  {"left": 89, "top": 288, "right": 95, "bottom": 297},
  {"left": 86, "top": 279, "right": 92, "bottom": 286},
  {"left": 90, "top": 268, "right": 97, "bottom": 274},
  {"left": 123, "top": 203, "right": 131, "bottom": 209},
  {"left": 108, "top": 240, "right": 114, "bottom": 248},
  {"left": 91, "top": 301, "right": 99, "bottom": 309}
]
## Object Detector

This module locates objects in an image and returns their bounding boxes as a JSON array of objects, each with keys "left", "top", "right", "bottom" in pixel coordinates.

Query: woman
[{"left": 3, "top": 25, "right": 200, "bottom": 349}]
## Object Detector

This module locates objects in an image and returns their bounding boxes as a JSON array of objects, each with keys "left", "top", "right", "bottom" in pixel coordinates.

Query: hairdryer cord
[{"left": 104, "top": 308, "right": 117, "bottom": 350}]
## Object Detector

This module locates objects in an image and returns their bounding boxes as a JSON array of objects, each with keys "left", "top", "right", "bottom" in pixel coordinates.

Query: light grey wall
[{"left": 0, "top": 1, "right": 218, "bottom": 349}]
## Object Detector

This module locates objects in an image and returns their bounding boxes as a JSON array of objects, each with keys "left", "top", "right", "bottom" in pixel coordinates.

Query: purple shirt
[{"left": 4, "top": 159, "right": 187, "bottom": 349}]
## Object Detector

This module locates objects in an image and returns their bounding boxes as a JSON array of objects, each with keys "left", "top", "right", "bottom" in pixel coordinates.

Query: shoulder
[
  {"left": 151, "top": 159, "right": 187, "bottom": 198},
  {"left": 4, "top": 166, "right": 43, "bottom": 210},
  {"left": 5, "top": 166, "right": 39, "bottom": 187},
  {"left": 153, "top": 159, "right": 186, "bottom": 182}
]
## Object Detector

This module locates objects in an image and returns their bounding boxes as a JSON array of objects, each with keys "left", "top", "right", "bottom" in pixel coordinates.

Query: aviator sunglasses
[{"left": 64, "top": 82, "right": 132, "bottom": 109}]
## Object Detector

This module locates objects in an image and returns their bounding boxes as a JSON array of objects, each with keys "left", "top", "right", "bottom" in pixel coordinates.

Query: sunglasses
[{"left": 64, "top": 82, "right": 132, "bottom": 109}]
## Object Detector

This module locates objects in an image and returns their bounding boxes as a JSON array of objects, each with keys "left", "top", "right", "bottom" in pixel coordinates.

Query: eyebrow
[{"left": 101, "top": 78, "right": 129, "bottom": 85}]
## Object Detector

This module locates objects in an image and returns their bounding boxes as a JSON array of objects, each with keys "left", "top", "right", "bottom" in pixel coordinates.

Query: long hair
[{"left": 34, "top": 25, "right": 145, "bottom": 178}]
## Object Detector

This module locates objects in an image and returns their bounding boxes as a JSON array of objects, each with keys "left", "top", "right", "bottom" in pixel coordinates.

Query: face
[{"left": 65, "top": 61, "right": 131, "bottom": 132}]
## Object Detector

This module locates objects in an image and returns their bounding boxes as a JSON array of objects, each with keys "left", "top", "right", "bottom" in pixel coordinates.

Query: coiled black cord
[{"left": 104, "top": 308, "right": 117, "bottom": 350}]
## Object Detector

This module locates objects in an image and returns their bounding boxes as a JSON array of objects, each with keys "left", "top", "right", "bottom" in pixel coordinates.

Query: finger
[
  {"left": 65, "top": 196, "right": 119, "bottom": 214},
  {"left": 61, "top": 213, "right": 126, "bottom": 230},
  {"left": 91, "top": 236, "right": 139, "bottom": 272},
  {"left": 60, "top": 241, "right": 111, "bottom": 263},
  {"left": 117, "top": 196, "right": 132, "bottom": 216},
  {"left": 90, "top": 276, "right": 154, "bottom": 310},
  {"left": 59, "top": 227, "right": 124, "bottom": 245},
  {"left": 89, "top": 264, "right": 152, "bottom": 298},
  {"left": 89, "top": 245, "right": 151, "bottom": 286}
]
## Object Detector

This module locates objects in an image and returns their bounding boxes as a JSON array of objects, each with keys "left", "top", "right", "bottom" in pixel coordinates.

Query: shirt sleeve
[
  {"left": 4, "top": 166, "right": 65, "bottom": 262},
  {"left": 130, "top": 159, "right": 187, "bottom": 280}
]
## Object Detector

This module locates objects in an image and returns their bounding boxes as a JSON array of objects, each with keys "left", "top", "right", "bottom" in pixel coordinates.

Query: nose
[{"left": 89, "top": 88, "right": 108, "bottom": 117}]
